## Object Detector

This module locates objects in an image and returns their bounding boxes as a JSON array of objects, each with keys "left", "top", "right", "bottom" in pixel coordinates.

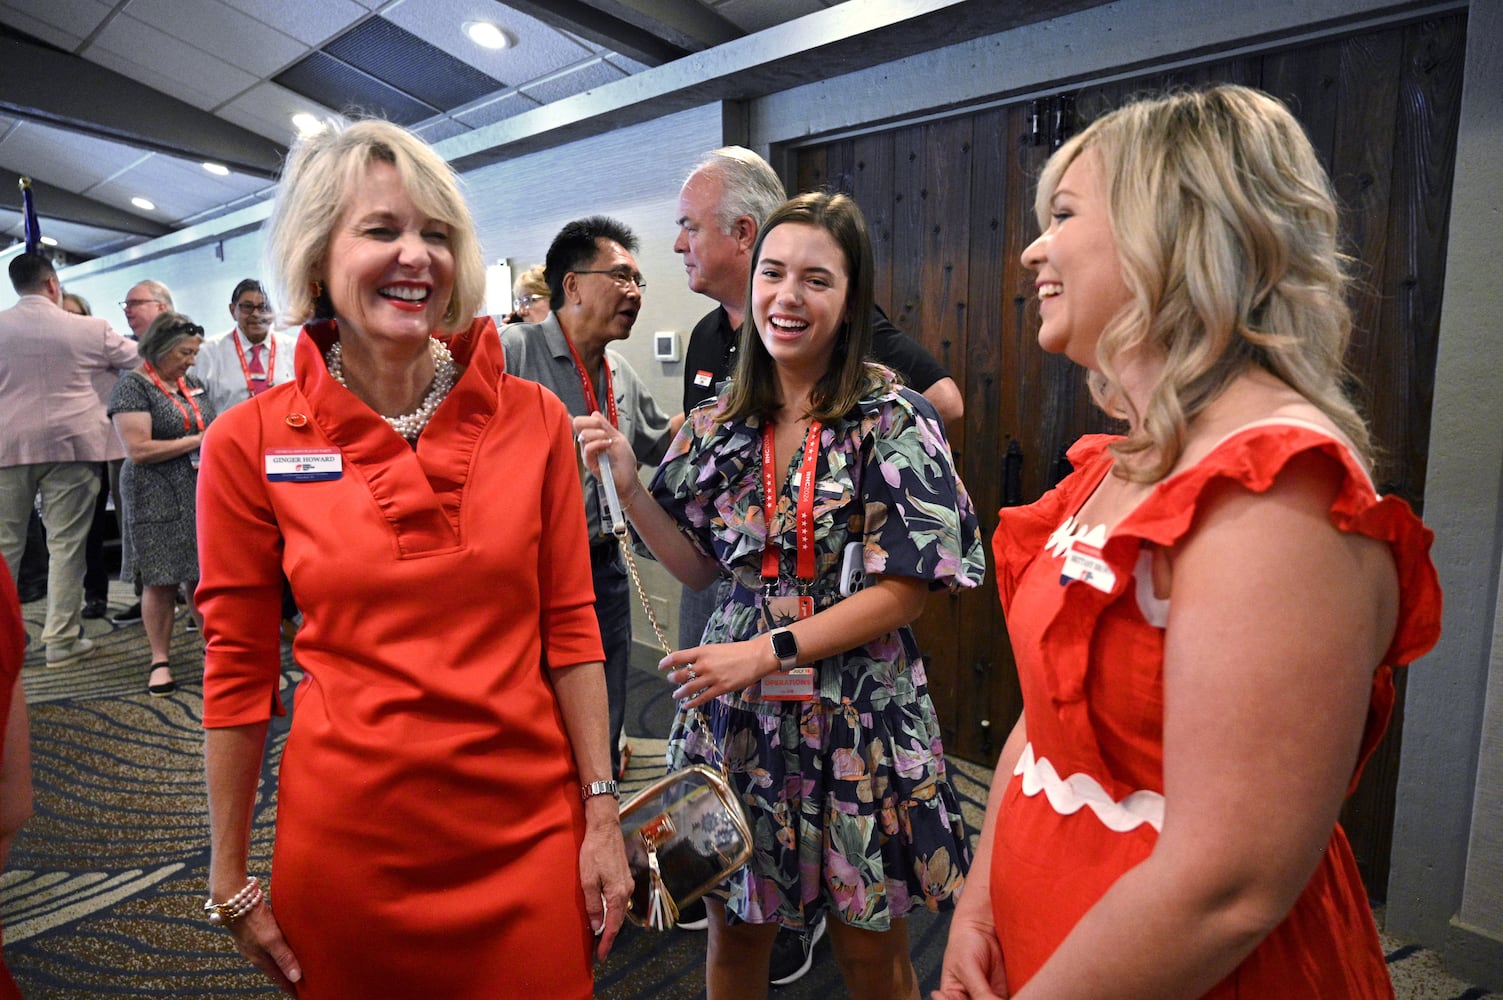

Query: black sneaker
[
  {"left": 769, "top": 916, "right": 826, "bottom": 987},
  {"left": 112, "top": 601, "right": 142, "bottom": 624},
  {"left": 82, "top": 597, "right": 109, "bottom": 619}
]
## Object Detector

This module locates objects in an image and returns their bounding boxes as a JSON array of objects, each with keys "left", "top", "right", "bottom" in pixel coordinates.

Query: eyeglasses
[
  {"left": 119, "top": 298, "right": 163, "bottom": 310},
  {"left": 235, "top": 302, "right": 273, "bottom": 315},
  {"left": 513, "top": 294, "right": 546, "bottom": 310},
  {"left": 571, "top": 267, "right": 646, "bottom": 290}
]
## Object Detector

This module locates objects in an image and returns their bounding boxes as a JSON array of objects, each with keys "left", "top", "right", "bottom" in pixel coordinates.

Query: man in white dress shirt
[{"left": 195, "top": 279, "right": 296, "bottom": 418}]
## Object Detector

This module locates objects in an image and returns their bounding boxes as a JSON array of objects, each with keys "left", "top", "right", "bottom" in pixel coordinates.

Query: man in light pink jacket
[{"left": 0, "top": 254, "right": 138, "bottom": 666}]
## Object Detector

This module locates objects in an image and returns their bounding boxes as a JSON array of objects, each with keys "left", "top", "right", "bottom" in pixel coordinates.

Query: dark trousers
[
  {"left": 83, "top": 464, "right": 113, "bottom": 602},
  {"left": 590, "top": 543, "right": 631, "bottom": 776},
  {"left": 17, "top": 506, "right": 47, "bottom": 602}
]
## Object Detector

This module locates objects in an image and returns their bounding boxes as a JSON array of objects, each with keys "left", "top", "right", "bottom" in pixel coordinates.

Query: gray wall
[{"left": 40, "top": 0, "right": 1503, "bottom": 984}]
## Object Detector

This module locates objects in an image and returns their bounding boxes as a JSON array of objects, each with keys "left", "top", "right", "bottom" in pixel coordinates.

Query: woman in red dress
[
  {"left": 197, "top": 119, "right": 631, "bottom": 998},
  {"left": 935, "top": 86, "right": 1442, "bottom": 998}
]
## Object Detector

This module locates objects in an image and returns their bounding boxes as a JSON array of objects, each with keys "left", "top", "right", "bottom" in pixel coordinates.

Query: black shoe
[
  {"left": 82, "top": 597, "right": 109, "bottom": 619},
  {"left": 769, "top": 916, "right": 826, "bottom": 987},
  {"left": 675, "top": 897, "right": 708, "bottom": 931},
  {"left": 184, "top": 616, "right": 198, "bottom": 632},
  {"left": 16, "top": 584, "right": 45, "bottom": 604},
  {"left": 148, "top": 662, "right": 176, "bottom": 697},
  {"left": 113, "top": 602, "right": 142, "bottom": 624}
]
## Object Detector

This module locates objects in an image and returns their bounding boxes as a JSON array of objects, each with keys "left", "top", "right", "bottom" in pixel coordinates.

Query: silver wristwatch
[{"left": 581, "top": 779, "right": 620, "bottom": 801}]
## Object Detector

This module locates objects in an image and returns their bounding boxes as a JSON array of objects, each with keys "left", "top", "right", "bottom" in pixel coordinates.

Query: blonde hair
[
  {"left": 512, "top": 264, "right": 548, "bottom": 301},
  {"left": 264, "top": 119, "right": 485, "bottom": 333},
  {"left": 1036, "top": 85, "right": 1370, "bottom": 480}
]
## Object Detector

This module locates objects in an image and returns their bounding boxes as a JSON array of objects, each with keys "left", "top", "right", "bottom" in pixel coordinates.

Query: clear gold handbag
[
  {"left": 607, "top": 513, "right": 753, "bottom": 930},
  {"left": 618, "top": 763, "right": 753, "bottom": 929}
]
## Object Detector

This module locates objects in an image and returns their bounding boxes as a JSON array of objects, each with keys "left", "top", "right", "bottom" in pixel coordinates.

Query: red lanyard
[
  {"left": 230, "top": 329, "right": 276, "bottom": 395},
  {"left": 761, "top": 419, "right": 823, "bottom": 586},
  {"left": 562, "top": 334, "right": 618, "bottom": 427},
  {"left": 143, "top": 364, "right": 206, "bottom": 433}
]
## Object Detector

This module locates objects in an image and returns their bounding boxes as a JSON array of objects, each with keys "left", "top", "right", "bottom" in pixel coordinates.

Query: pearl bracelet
[{"left": 204, "top": 876, "right": 263, "bottom": 926}]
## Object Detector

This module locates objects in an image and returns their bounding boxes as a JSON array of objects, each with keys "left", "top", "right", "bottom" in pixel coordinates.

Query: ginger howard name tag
[
  {"left": 265, "top": 448, "right": 342, "bottom": 483},
  {"left": 1061, "top": 539, "right": 1116, "bottom": 593}
]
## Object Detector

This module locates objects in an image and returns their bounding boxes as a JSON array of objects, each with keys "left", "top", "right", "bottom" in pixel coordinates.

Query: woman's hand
[
  {"left": 578, "top": 798, "right": 633, "bottom": 961},
  {"left": 225, "top": 900, "right": 302, "bottom": 995},
  {"left": 573, "top": 412, "right": 641, "bottom": 508},
  {"left": 660, "top": 637, "right": 776, "bottom": 710},
  {"left": 933, "top": 907, "right": 1009, "bottom": 999}
]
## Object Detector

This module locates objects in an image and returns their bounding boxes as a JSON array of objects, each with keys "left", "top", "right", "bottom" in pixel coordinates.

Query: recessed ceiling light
[
  {"left": 464, "top": 20, "right": 510, "bottom": 49},
  {"left": 202, "top": 162, "right": 230, "bottom": 176},
  {"left": 292, "top": 113, "right": 324, "bottom": 137},
  {"left": 40, "top": 236, "right": 57, "bottom": 246},
  {"left": 131, "top": 197, "right": 155, "bottom": 211}
]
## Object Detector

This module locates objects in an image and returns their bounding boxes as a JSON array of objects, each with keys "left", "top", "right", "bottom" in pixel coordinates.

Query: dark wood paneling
[{"left": 790, "top": 12, "right": 1464, "bottom": 901}]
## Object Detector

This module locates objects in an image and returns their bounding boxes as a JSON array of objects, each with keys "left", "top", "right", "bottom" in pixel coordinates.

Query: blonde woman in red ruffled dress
[{"left": 936, "top": 85, "right": 1442, "bottom": 999}]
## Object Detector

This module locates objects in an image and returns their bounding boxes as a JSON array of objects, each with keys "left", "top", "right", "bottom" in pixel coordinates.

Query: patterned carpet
[{"left": 2, "top": 582, "right": 1492, "bottom": 998}]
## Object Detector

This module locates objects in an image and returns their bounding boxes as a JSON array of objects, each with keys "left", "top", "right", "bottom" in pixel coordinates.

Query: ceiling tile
[
  {"left": 218, "top": 81, "right": 340, "bottom": 145},
  {"left": 321, "top": 16, "right": 503, "bottom": 110},
  {"left": 123, "top": 0, "right": 311, "bottom": 78},
  {"left": 519, "top": 58, "right": 628, "bottom": 105},
  {"left": 216, "top": 0, "right": 371, "bottom": 47},
  {"left": 0, "top": 0, "right": 112, "bottom": 49},
  {"left": 89, "top": 15, "right": 260, "bottom": 110},
  {"left": 0, "top": 121, "right": 148, "bottom": 192},
  {"left": 386, "top": 0, "right": 597, "bottom": 85},
  {"left": 452, "top": 91, "right": 543, "bottom": 130},
  {"left": 275, "top": 51, "right": 438, "bottom": 126}
]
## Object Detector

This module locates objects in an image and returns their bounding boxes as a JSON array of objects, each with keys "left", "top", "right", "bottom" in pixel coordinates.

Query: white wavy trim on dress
[{"left": 1014, "top": 742, "right": 1165, "bottom": 833}]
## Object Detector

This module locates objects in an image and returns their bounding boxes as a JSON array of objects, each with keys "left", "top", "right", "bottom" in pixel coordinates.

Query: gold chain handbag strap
[{"left": 611, "top": 526, "right": 730, "bottom": 770}]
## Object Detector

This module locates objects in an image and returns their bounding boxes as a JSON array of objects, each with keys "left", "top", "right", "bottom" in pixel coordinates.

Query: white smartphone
[
  {"left": 838, "top": 541, "right": 865, "bottom": 597},
  {"left": 596, "top": 450, "right": 628, "bottom": 537}
]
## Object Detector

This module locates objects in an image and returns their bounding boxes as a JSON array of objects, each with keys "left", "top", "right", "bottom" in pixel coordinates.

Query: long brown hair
[{"left": 718, "top": 192, "right": 879, "bottom": 424}]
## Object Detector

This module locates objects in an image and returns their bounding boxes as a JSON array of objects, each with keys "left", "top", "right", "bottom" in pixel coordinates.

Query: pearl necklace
[{"left": 324, "top": 337, "right": 458, "bottom": 439}]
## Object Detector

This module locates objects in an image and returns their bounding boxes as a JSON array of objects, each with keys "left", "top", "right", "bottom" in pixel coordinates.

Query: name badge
[
  {"left": 1061, "top": 539, "right": 1115, "bottom": 592},
  {"left": 761, "top": 668, "right": 815, "bottom": 701},
  {"left": 265, "top": 447, "right": 342, "bottom": 482},
  {"left": 693, "top": 369, "right": 714, "bottom": 388}
]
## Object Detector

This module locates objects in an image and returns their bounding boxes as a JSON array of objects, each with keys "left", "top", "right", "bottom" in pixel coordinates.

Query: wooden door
[{"left": 792, "top": 12, "right": 1464, "bottom": 898}]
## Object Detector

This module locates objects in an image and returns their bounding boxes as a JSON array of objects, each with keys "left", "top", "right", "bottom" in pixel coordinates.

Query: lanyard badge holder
[{"left": 758, "top": 420, "right": 820, "bottom": 702}]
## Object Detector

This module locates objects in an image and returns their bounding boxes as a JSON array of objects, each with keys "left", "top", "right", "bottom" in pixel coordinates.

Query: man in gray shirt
[{"left": 501, "top": 216, "right": 672, "bottom": 776}]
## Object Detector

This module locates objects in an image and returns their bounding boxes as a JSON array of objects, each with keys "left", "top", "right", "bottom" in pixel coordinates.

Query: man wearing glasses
[
  {"left": 119, "top": 280, "right": 172, "bottom": 340},
  {"left": 501, "top": 216, "right": 673, "bottom": 778},
  {"left": 195, "top": 279, "right": 295, "bottom": 417}
]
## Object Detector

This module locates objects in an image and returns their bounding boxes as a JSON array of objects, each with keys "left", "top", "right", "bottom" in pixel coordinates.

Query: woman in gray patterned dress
[{"left": 108, "top": 312, "right": 215, "bottom": 697}]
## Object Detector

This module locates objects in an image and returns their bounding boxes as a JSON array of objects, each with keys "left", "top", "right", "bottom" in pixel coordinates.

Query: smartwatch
[{"left": 769, "top": 627, "right": 799, "bottom": 672}]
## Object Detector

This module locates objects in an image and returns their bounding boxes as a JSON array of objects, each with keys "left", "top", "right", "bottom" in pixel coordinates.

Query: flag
[{"left": 19, "top": 177, "right": 41, "bottom": 255}]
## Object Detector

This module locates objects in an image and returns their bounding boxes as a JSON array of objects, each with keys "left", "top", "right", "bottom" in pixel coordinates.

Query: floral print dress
[{"left": 649, "top": 365, "right": 987, "bottom": 932}]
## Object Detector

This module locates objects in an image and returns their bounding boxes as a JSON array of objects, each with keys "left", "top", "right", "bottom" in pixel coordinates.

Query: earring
[{"left": 310, "top": 279, "right": 324, "bottom": 301}]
